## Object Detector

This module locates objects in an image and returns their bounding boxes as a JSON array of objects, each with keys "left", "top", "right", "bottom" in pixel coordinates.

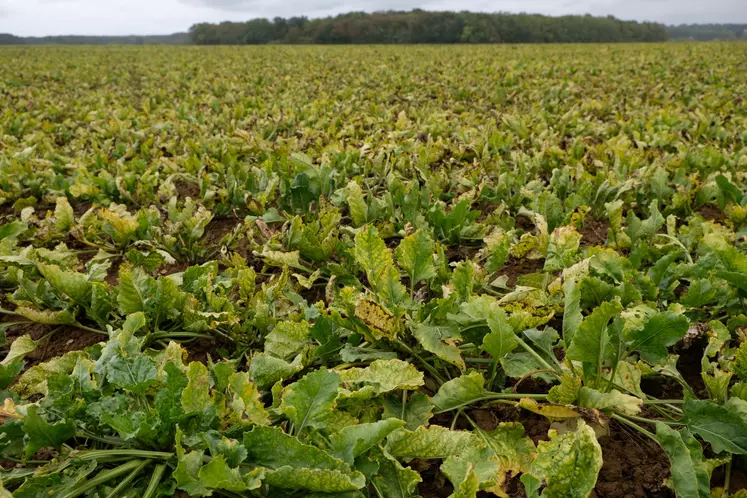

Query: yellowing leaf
[
  {"left": 354, "top": 299, "right": 400, "bottom": 341},
  {"left": 518, "top": 398, "right": 581, "bottom": 421}
]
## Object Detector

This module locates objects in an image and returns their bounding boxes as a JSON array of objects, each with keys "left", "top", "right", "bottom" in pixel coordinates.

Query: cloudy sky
[{"left": 0, "top": 0, "right": 744, "bottom": 37}]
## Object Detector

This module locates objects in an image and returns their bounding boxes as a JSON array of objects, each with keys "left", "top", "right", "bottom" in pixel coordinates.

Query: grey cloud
[
  {"left": 0, "top": 0, "right": 744, "bottom": 37},
  {"left": 176, "top": 0, "right": 745, "bottom": 24}
]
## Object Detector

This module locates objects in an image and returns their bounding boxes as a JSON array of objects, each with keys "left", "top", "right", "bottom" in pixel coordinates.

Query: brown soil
[
  {"left": 595, "top": 421, "right": 672, "bottom": 498},
  {"left": 446, "top": 244, "right": 481, "bottom": 264},
  {"left": 105, "top": 257, "right": 123, "bottom": 286},
  {"left": 581, "top": 218, "right": 610, "bottom": 247},
  {"left": 185, "top": 338, "right": 221, "bottom": 364},
  {"left": 158, "top": 261, "right": 190, "bottom": 276},
  {"left": 422, "top": 404, "right": 672, "bottom": 498},
  {"left": 174, "top": 180, "right": 201, "bottom": 200},
  {"left": 3, "top": 321, "right": 103, "bottom": 368},
  {"left": 674, "top": 336, "right": 708, "bottom": 398},
  {"left": 697, "top": 204, "right": 725, "bottom": 224},
  {"left": 496, "top": 257, "right": 545, "bottom": 287},
  {"left": 712, "top": 468, "right": 747, "bottom": 494},
  {"left": 204, "top": 217, "right": 242, "bottom": 247}
]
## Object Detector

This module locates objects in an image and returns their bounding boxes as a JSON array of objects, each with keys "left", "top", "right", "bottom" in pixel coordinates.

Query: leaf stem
[
  {"left": 396, "top": 340, "right": 447, "bottom": 385},
  {"left": 433, "top": 393, "right": 546, "bottom": 414},
  {"left": 75, "top": 323, "right": 109, "bottom": 335},
  {"left": 514, "top": 335, "right": 559, "bottom": 374},
  {"left": 512, "top": 369, "right": 560, "bottom": 393},
  {"left": 142, "top": 463, "right": 167, "bottom": 498},
  {"left": 74, "top": 449, "right": 173, "bottom": 461},
  {"left": 642, "top": 399, "right": 685, "bottom": 405},
  {"left": 610, "top": 413, "right": 656, "bottom": 441},
  {"left": 148, "top": 331, "right": 215, "bottom": 340},
  {"left": 63, "top": 459, "right": 146, "bottom": 498},
  {"left": 105, "top": 459, "right": 151, "bottom": 498}
]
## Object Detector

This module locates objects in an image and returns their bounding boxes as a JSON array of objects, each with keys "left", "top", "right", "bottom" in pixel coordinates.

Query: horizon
[{"left": 0, "top": 1, "right": 744, "bottom": 38}]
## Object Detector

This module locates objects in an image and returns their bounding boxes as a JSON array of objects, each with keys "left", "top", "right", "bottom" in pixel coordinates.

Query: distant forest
[
  {"left": 0, "top": 33, "right": 187, "bottom": 45},
  {"left": 187, "top": 11, "right": 668, "bottom": 44},
  {"left": 667, "top": 24, "right": 747, "bottom": 41},
  {"left": 0, "top": 11, "right": 745, "bottom": 46}
]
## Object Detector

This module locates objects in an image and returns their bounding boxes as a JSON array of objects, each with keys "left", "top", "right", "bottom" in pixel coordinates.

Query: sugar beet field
[{"left": 0, "top": 43, "right": 746, "bottom": 497}]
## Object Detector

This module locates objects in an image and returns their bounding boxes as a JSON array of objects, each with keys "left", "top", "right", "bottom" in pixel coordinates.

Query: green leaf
[
  {"left": 566, "top": 300, "right": 622, "bottom": 367},
  {"left": 626, "top": 311, "right": 689, "bottom": 365},
  {"left": 264, "top": 466, "right": 365, "bottom": 493},
  {"left": 228, "top": 371, "right": 269, "bottom": 426},
  {"left": 684, "top": 399, "right": 747, "bottom": 454},
  {"left": 117, "top": 267, "right": 154, "bottom": 314},
  {"left": 396, "top": 229, "right": 436, "bottom": 286},
  {"left": 281, "top": 367, "right": 340, "bottom": 433},
  {"left": 36, "top": 263, "right": 92, "bottom": 307},
  {"left": 182, "top": 361, "right": 213, "bottom": 415},
  {"left": 451, "top": 261, "right": 475, "bottom": 302},
  {"left": 526, "top": 420, "right": 602, "bottom": 498},
  {"left": 382, "top": 392, "right": 433, "bottom": 430},
  {"left": 354, "top": 225, "right": 395, "bottom": 292},
  {"left": 442, "top": 446, "right": 501, "bottom": 493},
  {"left": 544, "top": 226, "right": 581, "bottom": 272},
  {"left": 432, "top": 371, "right": 489, "bottom": 413},
  {"left": 54, "top": 197, "right": 75, "bottom": 232},
  {"left": 482, "top": 308, "right": 517, "bottom": 360},
  {"left": 547, "top": 374, "right": 581, "bottom": 405},
  {"left": 449, "top": 465, "right": 480, "bottom": 498},
  {"left": 338, "top": 359, "right": 424, "bottom": 398},
  {"left": 264, "top": 320, "right": 311, "bottom": 360},
  {"left": 346, "top": 180, "right": 368, "bottom": 227},
  {"left": 576, "top": 387, "right": 642, "bottom": 415},
  {"left": 175, "top": 428, "right": 210, "bottom": 497},
  {"left": 23, "top": 405, "right": 75, "bottom": 459},
  {"left": 106, "top": 351, "right": 158, "bottom": 395},
  {"left": 250, "top": 352, "right": 303, "bottom": 390},
  {"left": 2, "top": 335, "right": 38, "bottom": 366},
  {"left": 371, "top": 450, "right": 422, "bottom": 498},
  {"left": 244, "top": 425, "right": 350, "bottom": 472},
  {"left": 625, "top": 201, "right": 665, "bottom": 244},
  {"left": 655, "top": 424, "right": 710, "bottom": 498},
  {"left": 481, "top": 422, "right": 537, "bottom": 475},
  {"left": 412, "top": 324, "right": 465, "bottom": 370},
  {"left": 15, "top": 350, "right": 85, "bottom": 396},
  {"left": 329, "top": 418, "right": 405, "bottom": 464},
  {"left": 385, "top": 426, "right": 479, "bottom": 460},
  {"left": 198, "top": 455, "right": 261, "bottom": 492},
  {"left": 14, "top": 306, "right": 76, "bottom": 326},
  {"left": 562, "top": 278, "right": 583, "bottom": 345}
]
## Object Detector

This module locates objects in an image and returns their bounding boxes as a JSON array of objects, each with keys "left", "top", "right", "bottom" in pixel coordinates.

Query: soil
[
  {"left": 173, "top": 180, "right": 201, "bottom": 200},
  {"left": 446, "top": 244, "right": 482, "bottom": 264},
  {"left": 2, "top": 320, "right": 103, "bottom": 368},
  {"left": 185, "top": 338, "right": 221, "bottom": 364},
  {"left": 581, "top": 218, "right": 610, "bottom": 247},
  {"left": 204, "top": 217, "right": 243, "bottom": 247},
  {"left": 698, "top": 204, "right": 726, "bottom": 224},
  {"left": 595, "top": 421, "right": 672, "bottom": 498},
  {"left": 674, "top": 336, "right": 708, "bottom": 398},
  {"left": 496, "top": 257, "right": 545, "bottom": 287},
  {"left": 104, "top": 257, "right": 123, "bottom": 286},
  {"left": 158, "top": 260, "right": 190, "bottom": 276},
  {"left": 422, "top": 404, "right": 672, "bottom": 498},
  {"left": 712, "top": 467, "right": 747, "bottom": 494}
]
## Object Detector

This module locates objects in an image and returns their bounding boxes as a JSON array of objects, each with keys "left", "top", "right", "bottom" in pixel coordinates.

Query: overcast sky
[{"left": 0, "top": 0, "right": 744, "bottom": 37}]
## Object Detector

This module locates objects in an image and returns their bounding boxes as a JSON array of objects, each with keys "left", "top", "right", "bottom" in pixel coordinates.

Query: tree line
[
  {"left": 0, "top": 33, "right": 187, "bottom": 45},
  {"left": 667, "top": 24, "right": 747, "bottom": 41},
  {"left": 3, "top": 13, "right": 745, "bottom": 46},
  {"left": 188, "top": 11, "right": 668, "bottom": 45}
]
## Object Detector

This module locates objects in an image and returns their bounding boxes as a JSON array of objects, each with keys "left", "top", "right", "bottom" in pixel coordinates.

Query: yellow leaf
[{"left": 519, "top": 398, "right": 580, "bottom": 421}]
